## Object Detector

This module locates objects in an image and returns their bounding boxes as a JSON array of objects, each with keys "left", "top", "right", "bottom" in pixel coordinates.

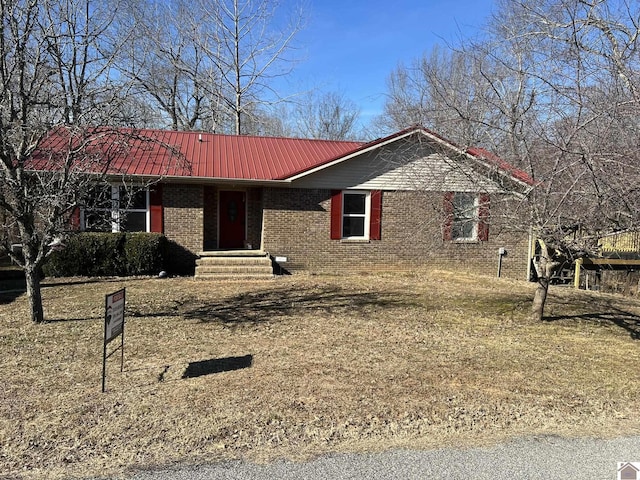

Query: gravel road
[{"left": 127, "top": 435, "right": 640, "bottom": 480}]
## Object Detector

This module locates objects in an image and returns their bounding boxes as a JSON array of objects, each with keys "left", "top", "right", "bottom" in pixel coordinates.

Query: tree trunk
[
  {"left": 531, "top": 277, "right": 549, "bottom": 321},
  {"left": 25, "top": 265, "right": 44, "bottom": 323}
]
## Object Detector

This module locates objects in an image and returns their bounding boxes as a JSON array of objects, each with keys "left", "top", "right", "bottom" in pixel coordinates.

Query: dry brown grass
[{"left": 1, "top": 270, "right": 640, "bottom": 479}]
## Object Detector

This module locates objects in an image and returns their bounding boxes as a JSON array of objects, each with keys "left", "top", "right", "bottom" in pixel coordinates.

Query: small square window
[
  {"left": 119, "top": 187, "right": 147, "bottom": 210},
  {"left": 343, "top": 217, "right": 366, "bottom": 238},
  {"left": 343, "top": 194, "right": 366, "bottom": 215},
  {"left": 85, "top": 184, "right": 113, "bottom": 211},
  {"left": 121, "top": 211, "right": 147, "bottom": 232},
  {"left": 83, "top": 211, "right": 113, "bottom": 232}
]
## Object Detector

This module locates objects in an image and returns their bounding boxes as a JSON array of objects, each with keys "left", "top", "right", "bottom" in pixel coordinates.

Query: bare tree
[
  {"left": 115, "top": 0, "right": 304, "bottom": 135},
  {"left": 115, "top": 0, "right": 215, "bottom": 130},
  {"left": 293, "top": 91, "right": 361, "bottom": 140},
  {"left": 0, "top": 0, "right": 180, "bottom": 323},
  {"left": 494, "top": 0, "right": 640, "bottom": 319},
  {"left": 201, "top": 0, "right": 304, "bottom": 134},
  {"left": 379, "top": 0, "right": 640, "bottom": 320},
  {"left": 379, "top": 47, "right": 494, "bottom": 145}
]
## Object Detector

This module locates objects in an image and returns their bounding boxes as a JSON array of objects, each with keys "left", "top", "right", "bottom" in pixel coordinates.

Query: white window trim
[
  {"left": 453, "top": 193, "right": 479, "bottom": 242},
  {"left": 81, "top": 185, "right": 150, "bottom": 233},
  {"left": 341, "top": 190, "right": 371, "bottom": 240}
]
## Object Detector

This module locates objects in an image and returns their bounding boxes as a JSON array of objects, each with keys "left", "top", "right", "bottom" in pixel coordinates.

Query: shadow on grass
[
  {"left": 181, "top": 354, "right": 253, "bottom": 379},
  {"left": 183, "top": 285, "right": 417, "bottom": 326},
  {"left": 44, "top": 315, "right": 104, "bottom": 323},
  {"left": 0, "top": 288, "right": 25, "bottom": 304},
  {"left": 454, "top": 293, "right": 533, "bottom": 316},
  {"left": 0, "top": 272, "right": 26, "bottom": 304},
  {"left": 0, "top": 275, "right": 139, "bottom": 306},
  {"left": 0, "top": 272, "right": 133, "bottom": 303},
  {"left": 544, "top": 299, "right": 640, "bottom": 340}
]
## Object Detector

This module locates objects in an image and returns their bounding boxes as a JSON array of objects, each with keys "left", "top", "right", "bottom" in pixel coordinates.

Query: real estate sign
[
  {"left": 102, "top": 288, "right": 126, "bottom": 392},
  {"left": 105, "top": 288, "right": 125, "bottom": 344}
]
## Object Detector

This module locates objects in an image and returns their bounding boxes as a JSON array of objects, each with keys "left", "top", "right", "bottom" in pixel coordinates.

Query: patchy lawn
[{"left": 1, "top": 270, "right": 639, "bottom": 479}]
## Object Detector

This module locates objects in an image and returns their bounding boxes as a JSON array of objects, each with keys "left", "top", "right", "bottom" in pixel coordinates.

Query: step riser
[
  {"left": 195, "top": 266, "right": 274, "bottom": 274},
  {"left": 196, "top": 258, "right": 272, "bottom": 266},
  {"left": 194, "top": 253, "right": 274, "bottom": 280},
  {"left": 198, "top": 250, "right": 266, "bottom": 257}
]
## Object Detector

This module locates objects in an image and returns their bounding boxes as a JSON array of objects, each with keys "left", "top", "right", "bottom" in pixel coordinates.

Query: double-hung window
[
  {"left": 82, "top": 185, "right": 149, "bottom": 233},
  {"left": 342, "top": 191, "right": 371, "bottom": 239},
  {"left": 444, "top": 192, "right": 490, "bottom": 242},
  {"left": 118, "top": 187, "right": 148, "bottom": 232},
  {"left": 82, "top": 184, "right": 114, "bottom": 232},
  {"left": 452, "top": 193, "right": 479, "bottom": 241},
  {"left": 330, "top": 190, "right": 382, "bottom": 241}
]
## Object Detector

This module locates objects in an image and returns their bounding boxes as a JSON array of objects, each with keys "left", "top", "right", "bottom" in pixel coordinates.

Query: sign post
[{"left": 102, "top": 288, "right": 126, "bottom": 393}]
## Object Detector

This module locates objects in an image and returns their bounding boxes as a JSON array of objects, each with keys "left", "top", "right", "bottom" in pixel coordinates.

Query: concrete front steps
[{"left": 194, "top": 250, "right": 274, "bottom": 281}]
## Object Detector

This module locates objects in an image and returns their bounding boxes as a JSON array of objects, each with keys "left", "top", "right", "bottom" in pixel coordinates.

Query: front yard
[{"left": 1, "top": 270, "right": 639, "bottom": 479}]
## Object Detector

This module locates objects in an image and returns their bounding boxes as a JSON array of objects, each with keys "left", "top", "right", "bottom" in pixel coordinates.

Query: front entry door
[{"left": 219, "top": 190, "right": 246, "bottom": 249}]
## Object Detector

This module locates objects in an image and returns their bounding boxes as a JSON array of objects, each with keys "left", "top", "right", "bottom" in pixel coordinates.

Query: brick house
[{"left": 36, "top": 125, "right": 535, "bottom": 279}]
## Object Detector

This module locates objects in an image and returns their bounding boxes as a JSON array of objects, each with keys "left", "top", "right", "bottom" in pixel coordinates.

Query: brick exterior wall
[
  {"left": 163, "top": 183, "right": 203, "bottom": 273},
  {"left": 246, "top": 187, "right": 263, "bottom": 250},
  {"left": 158, "top": 183, "right": 531, "bottom": 279},
  {"left": 203, "top": 186, "right": 218, "bottom": 250},
  {"left": 262, "top": 187, "right": 531, "bottom": 280}
]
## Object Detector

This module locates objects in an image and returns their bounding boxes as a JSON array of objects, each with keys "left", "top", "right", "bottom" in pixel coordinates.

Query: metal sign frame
[{"left": 102, "top": 288, "right": 126, "bottom": 393}]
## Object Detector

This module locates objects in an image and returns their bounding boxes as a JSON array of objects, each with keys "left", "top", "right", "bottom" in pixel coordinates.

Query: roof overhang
[
  {"left": 27, "top": 169, "right": 294, "bottom": 186},
  {"left": 27, "top": 125, "right": 535, "bottom": 192},
  {"left": 110, "top": 173, "right": 292, "bottom": 186}
]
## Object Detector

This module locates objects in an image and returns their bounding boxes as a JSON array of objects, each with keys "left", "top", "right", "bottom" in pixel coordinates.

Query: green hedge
[{"left": 43, "top": 232, "right": 168, "bottom": 277}]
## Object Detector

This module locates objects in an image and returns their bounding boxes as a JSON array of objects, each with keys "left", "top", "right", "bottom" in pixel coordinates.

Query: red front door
[{"left": 219, "top": 190, "right": 246, "bottom": 249}]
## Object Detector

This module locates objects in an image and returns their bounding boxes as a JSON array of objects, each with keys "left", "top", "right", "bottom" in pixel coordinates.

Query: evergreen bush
[
  {"left": 124, "top": 233, "right": 168, "bottom": 275},
  {"left": 44, "top": 232, "right": 167, "bottom": 277}
]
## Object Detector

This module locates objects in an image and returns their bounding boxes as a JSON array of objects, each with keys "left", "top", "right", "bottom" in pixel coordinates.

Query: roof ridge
[{"left": 122, "top": 127, "right": 364, "bottom": 145}]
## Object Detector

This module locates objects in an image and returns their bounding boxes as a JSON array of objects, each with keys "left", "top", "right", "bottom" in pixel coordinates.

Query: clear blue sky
[{"left": 278, "top": 0, "right": 496, "bottom": 130}]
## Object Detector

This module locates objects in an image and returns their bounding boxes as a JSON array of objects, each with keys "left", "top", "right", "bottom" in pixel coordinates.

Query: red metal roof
[
  {"left": 466, "top": 146, "right": 535, "bottom": 186},
  {"left": 30, "top": 126, "right": 534, "bottom": 186},
  {"left": 31, "top": 128, "right": 363, "bottom": 181}
]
